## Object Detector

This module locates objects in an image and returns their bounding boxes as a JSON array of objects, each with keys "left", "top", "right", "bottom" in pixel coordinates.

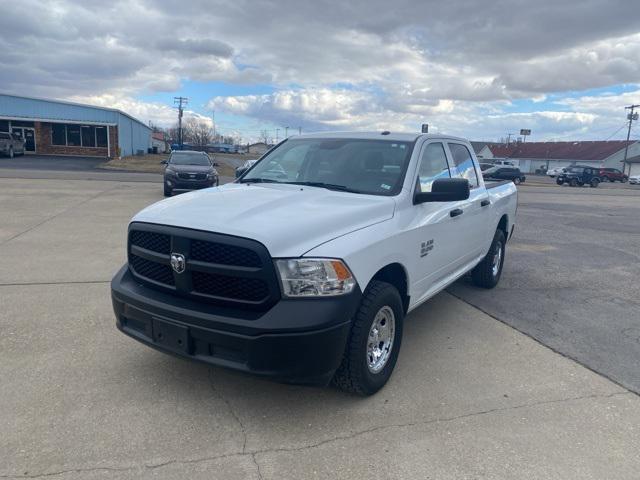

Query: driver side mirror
[{"left": 414, "top": 178, "right": 470, "bottom": 204}]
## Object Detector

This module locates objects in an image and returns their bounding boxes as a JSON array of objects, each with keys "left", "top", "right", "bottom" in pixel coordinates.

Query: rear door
[{"left": 446, "top": 142, "right": 493, "bottom": 261}]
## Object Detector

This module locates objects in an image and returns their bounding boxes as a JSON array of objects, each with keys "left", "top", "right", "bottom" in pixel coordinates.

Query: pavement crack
[
  {"left": 208, "top": 368, "right": 248, "bottom": 454},
  {"left": 0, "top": 466, "right": 131, "bottom": 479},
  {"left": 2, "top": 391, "right": 630, "bottom": 478},
  {"left": 251, "top": 453, "right": 264, "bottom": 480},
  {"left": 249, "top": 391, "right": 631, "bottom": 457}
]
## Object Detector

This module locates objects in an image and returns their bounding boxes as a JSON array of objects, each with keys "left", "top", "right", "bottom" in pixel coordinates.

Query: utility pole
[
  {"left": 506, "top": 133, "right": 514, "bottom": 145},
  {"left": 173, "top": 96, "right": 188, "bottom": 148},
  {"left": 275, "top": 128, "right": 280, "bottom": 143},
  {"left": 285, "top": 126, "right": 289, "bottom": 138},
  {"left": 622, "top": 104, "right": 640, "bottom": 175}
]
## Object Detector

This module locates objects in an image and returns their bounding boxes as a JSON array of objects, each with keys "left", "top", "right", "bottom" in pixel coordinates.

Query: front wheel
[
  {"left": 570, "top": 178, "right": 578, "bottom": 187},
  {"left": 513, "top": 177, "right": 521, "bottom": 185},
  {"left": 8, "top": 147, "right": 14, "bottom": 159},
  {"left": 333, "top": 280, "right": 404, "bottom": 396},
  {"left": 556, "top": 179, "right": 564, "bottom": 185},
  {"left": 163, "top": 186, "right": 172, "bottom": 197},
  {"left": 471, "top": 229, "right": 506, "bottom": 289}
]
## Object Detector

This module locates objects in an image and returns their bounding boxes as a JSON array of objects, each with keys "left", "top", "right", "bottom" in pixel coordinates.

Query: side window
[
  {"left": 448, "top": 143, "right": 479, "bottom": 188},
  {"left": 417, "top": 142, "right": 450, "bottom": 192}
]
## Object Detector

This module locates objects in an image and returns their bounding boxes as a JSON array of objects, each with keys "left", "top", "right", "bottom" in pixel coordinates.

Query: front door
[
  {"left": 407, "top": 141, "right": 468, "bottom": 303},
  {"left": 11, "top": 127, "right": 35, "bottom": 152},
  {"left": 23, "top": 128, "right": 35, "bottom": 152}
]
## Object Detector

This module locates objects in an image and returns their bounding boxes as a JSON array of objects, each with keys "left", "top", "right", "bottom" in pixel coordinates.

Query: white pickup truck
[{"left": 111, "top": 132, "right": 517, "bottom": 395}]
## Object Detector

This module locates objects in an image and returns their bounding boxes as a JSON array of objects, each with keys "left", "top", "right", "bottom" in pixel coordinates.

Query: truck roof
[{"left": 295, "top": 131, "right": 470, "bottom": 143}]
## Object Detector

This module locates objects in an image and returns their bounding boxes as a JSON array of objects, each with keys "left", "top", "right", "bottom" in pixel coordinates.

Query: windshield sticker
[{"left": 381, "top": 183, "right": 391, "bottom": 190}]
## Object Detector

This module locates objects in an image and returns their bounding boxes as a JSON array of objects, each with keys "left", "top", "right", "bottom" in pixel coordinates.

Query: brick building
[{"left": 0, "top": 93, "right": 151, "bottom": 158}]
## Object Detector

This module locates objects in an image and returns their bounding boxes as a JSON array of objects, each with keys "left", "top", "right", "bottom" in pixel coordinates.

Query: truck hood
[{"left": 132, "top": 183, "right": 396, "bottom": 257}]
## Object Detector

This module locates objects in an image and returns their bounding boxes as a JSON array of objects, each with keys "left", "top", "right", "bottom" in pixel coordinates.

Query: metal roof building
[{"left": 0, "top": 93, "right": 152, "bottom": 158}]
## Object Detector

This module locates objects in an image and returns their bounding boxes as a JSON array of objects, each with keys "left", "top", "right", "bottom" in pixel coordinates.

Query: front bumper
[
  {"left": 111, "top": 265, "right": 361, "bottom": 385},
  {"left": 165, "top": 177, "right": 215, "bottom": 190}
]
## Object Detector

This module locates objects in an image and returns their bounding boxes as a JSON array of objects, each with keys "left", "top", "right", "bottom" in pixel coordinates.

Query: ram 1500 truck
[{"left": 111, "top": 132, "right": 517, "bottom": 395}]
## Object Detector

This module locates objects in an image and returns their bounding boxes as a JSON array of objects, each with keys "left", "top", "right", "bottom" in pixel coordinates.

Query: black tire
[
  {"left": 570, "top": 178, "right": 578, "bottom": 187},
  {"left": 590, "top": 178, "right": 599, "bottom": 188},
  {"left": 601, "top": 176, "right": 609, "bottom": 182},
  {"left": 332, "top": 280, "right": 404, "bottom": 396},
  {"left": 471, "top": 229, "right": 506, "bottom": 289},
  {"left": 513, "top": 177, "right": 521, "bottom": 185},
  {"left": 8, "top": 147, "right": 14, "bottom": 159},
  {"left": 163, "top": 186, "right": 172, "bottom": 197},
  {"left": 556, "top": 179, "right": 564, "bottom": 185}
]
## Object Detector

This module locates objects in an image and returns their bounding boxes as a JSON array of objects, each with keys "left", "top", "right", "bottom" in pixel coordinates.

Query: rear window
[{"left": 448, "top": 143, "right": 479, "bottom": 188}]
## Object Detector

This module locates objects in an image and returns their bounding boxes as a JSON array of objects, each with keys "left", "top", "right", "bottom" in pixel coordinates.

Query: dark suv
[
  {"left": 161, "top": 151, "right": 219, "bottom": 196},
  {"left": 598, "top": 168, "right": 628, "bottom": 183},
  {"left": 556, "top": 166, "right": 600, "bottom": 187},
  {"left": 482, "top": 166, "right": 526, "bottom": 184}
]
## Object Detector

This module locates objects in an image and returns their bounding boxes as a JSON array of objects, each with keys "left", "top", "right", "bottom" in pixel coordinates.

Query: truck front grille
[{"left": 127, "top": 224, "right": 280, "bottom": 310}]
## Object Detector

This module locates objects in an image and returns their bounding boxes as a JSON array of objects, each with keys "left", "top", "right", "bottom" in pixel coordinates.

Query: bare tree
[
  {"left": 183, "top": 118, "right": 213, "bottom": 146},
  {"left": 259, "top": 129, "right": 270, "bottom": 145}
]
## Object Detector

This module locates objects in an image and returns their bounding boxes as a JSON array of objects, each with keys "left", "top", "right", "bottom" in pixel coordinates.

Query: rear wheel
[
  {"left": 570, "top": 178, "right": 578, "bottom": 187},
  {"left": 556, "top": 178, "right": 564, "bottom": 185},
  {"left": 333, "top": 280, "right": 404, "bottom": 396},
  {"left": 8, "top": 147, "right": 14, "bottom": 159},
  {"left": 513, "top": 177, "right": 521, "bottom": 185},
  {"left": 472, "top": 229, "right": 506, "bottom": 289},
  {"left": 590, "top": 178, "right": 600, "bottom": 188}
]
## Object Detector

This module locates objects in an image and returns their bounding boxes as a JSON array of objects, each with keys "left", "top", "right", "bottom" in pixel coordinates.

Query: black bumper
[{"left": 111, "top": 265, "right": 361, "bottom": 385}]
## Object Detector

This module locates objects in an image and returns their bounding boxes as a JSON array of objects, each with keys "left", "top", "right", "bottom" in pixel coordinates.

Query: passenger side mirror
[
  {"left": 414, "top": 178, "right": 470, "bottom": 204},
  {"left": 160, "top": 160, "right": 168, "bottom": 165}
]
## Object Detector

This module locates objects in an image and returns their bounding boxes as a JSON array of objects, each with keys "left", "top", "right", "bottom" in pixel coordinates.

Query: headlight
[{"left": 275, "top": 258, "right": 356, "bottom": 297}]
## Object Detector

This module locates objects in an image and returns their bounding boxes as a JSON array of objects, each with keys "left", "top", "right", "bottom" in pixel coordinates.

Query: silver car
[{"left": 0, "top": 132, "right": 25, "bottom": 158}]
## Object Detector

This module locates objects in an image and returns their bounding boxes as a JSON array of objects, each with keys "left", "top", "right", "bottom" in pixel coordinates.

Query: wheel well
[
  {"left": 497, "top": 214, "right": 508, "bottom": 237},
  {"left": 370, "top": 263, "right": 409, "bottom": 313}
]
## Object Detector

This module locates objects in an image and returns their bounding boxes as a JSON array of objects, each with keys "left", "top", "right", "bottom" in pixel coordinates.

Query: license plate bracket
[{"left": 152, "top": 318, "right": 190, "bottom": 354}]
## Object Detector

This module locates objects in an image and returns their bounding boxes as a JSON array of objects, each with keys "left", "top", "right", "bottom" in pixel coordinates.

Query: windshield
[
  {"left": 240, "top": 138, "right": 414, "bottom": 195},
  {"left": 169, "top": 153, "right": 210, "bottom": 166},
  {"left": 566, "top": 167, "right": 583, "bottom": 173}
]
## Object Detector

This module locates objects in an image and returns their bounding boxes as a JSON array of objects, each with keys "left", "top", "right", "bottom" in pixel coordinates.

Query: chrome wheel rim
[
  {"left": 492, "top": 243, "right": 503, "bottom": 277},
  {"left": 367, "top": 306, "right": 395, "bottom": 374}
]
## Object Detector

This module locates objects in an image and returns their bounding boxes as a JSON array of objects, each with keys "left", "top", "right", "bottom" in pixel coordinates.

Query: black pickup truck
[{"left": 556, "top": 166, "right": 600, "bottom": 187}]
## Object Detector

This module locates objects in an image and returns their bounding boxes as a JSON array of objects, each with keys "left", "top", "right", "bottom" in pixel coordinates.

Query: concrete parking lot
[{"left": 1, "top": 175, "right": 640, "bottom": 479}]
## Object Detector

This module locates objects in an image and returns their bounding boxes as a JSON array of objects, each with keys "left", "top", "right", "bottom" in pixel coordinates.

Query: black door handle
[
  {"left": 480, "top": 199, "right": 490, "bottom": 207},
  {"left": 450, "top": 208, "right": 464, "bottom": 217}
]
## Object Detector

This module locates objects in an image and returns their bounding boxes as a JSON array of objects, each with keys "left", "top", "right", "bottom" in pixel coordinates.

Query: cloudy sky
[{"left": 1, "top": 0, "right": 639, "bottom": 143}]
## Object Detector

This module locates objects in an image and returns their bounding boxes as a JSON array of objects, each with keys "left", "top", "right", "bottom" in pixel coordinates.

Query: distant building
[
  {"left": 476, "top": 140, "right": 640, "bottom": 173},
  {"left": 0, "top": 93, "right": 151, "bottom": 158},
  {"left": 625, "top": 155, "right": 640, "bottom": 177},
  {"left": 248, "top": 142, "right": 271, "bottom": 155},
  {"left": 151, "top": 132, "right": 169, "bottom": 153}
]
